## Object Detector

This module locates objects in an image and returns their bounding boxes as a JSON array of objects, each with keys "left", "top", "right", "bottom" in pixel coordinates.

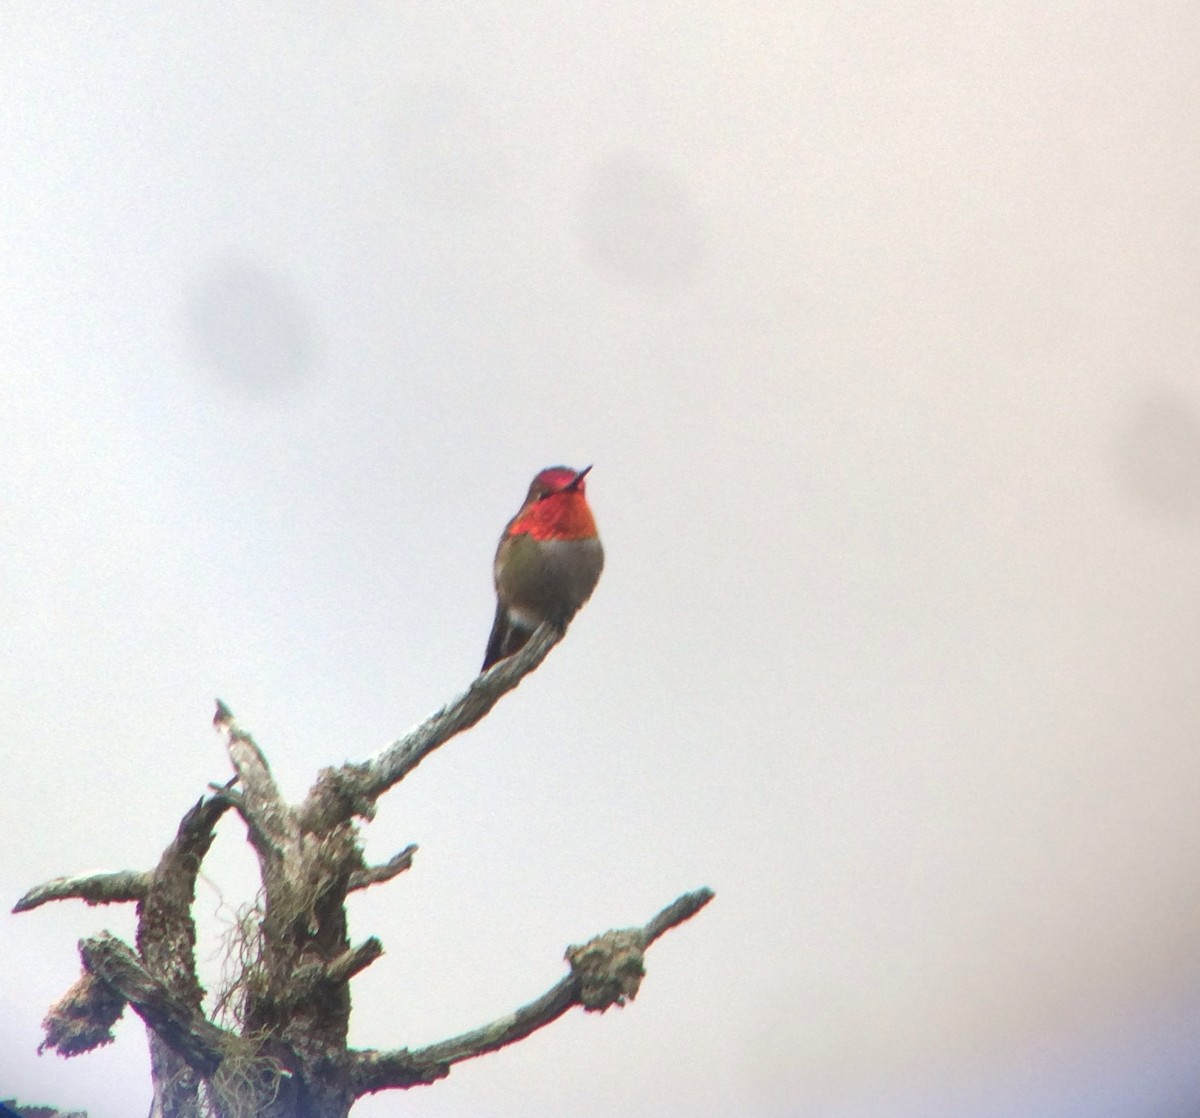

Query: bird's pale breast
[{"left": 495, "top": 533, "right": 604, "bottom": 629}]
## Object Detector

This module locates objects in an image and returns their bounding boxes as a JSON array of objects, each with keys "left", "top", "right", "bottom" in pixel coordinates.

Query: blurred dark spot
[
  {"left": 186, "top": 258, "right": 314, "bottom": 394},
  {"left": 386, "top": 82, "right": 504, "bottom": 213},
  {"left": 1115, "top": 388, "right": 1200, "bottom": 524},
  {"left": 580, "top": 153, "right": 704, "bottom": 291}
]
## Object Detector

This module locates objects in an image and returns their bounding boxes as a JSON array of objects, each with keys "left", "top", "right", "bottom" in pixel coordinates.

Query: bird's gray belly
[{"left": 497, "top": 535, "right": 604, "bottom": 627}]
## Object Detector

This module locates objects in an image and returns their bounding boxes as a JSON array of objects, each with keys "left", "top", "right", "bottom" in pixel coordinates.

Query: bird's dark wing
[{"left": 482, "top": 600, "right": 511, "bottom": 672}]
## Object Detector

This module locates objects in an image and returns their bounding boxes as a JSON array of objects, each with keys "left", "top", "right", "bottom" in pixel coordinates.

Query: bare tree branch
[
  {"left": 141, "top": 789, "right": 234, "bottom": 1118},
  {"left": 213, "top": 703, "right": 279, "bottom": 800},
  {"left": 289, "top": 936, "right": 385, "bottom": 999},
  {"left": 16, "top": 785, "right": 234, "bottom": 1114},
  {"left": 20, "top": 633, "right": 715, "bottom": 1116},
  {"left": 299, "top": 623, "right": 563, "bottom": 832},
  {"left": 325, "top": 938, "right": 384, "bottom": 985},
  {"left": 150, "top": 789, "right": 235, "bottom": 903},
  {"left": 213, "top": 701, "right": 296, "bottom": 868},
  {"left": 79, "top": 933, "right": 231, "bottom": 1078},
  {"left": 348, "top": 845, "right": 418, "bottom": 893},
  {"left": 641, "top": 887, "right": 715, "bottom": 946},
  {"left": 205, "top": 781, "right": 283, "bottom": 876},
  {"left": 350, "top": 886, "right": 714, "bottom": 1097},
  {"left": 13, "top": 871, "right": 149, "bottom": 914},
  {"left": 13, "top": 792, "right": 233, "bottom": 915}
]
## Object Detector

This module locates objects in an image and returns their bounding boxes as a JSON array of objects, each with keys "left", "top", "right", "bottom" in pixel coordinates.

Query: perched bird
[{"left": 482, "top": 465, "right": 604, "bottom": 671}]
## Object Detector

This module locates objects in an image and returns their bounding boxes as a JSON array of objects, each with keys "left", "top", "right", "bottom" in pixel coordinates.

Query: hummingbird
[{"left": 482, "top": 465, "right": 604, "bottom": 672}]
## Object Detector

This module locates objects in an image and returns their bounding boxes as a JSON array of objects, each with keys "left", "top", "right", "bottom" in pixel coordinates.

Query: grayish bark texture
[{"left": 15, "top": 623, "right": 712, "bottom": 1118}]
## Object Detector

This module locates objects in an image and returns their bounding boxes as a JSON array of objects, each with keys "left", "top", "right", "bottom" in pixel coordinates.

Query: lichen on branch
[{"left": 15, "top": 619, "right": 713, "bottom": 1118}]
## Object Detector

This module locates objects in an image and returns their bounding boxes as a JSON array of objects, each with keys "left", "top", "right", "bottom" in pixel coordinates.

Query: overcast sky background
[{"left": 4, "top": 5, "right": 1200, "bottom": 1117}]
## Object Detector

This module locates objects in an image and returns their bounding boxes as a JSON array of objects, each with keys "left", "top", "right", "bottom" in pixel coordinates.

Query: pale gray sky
[{"left": 3, "top": 5, "right": 1200, "bottom": 1117}]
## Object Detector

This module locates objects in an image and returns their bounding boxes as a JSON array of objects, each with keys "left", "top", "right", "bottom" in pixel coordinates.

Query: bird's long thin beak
[{"left": 566, "top": 464, "right": 593, "bottom": 490}]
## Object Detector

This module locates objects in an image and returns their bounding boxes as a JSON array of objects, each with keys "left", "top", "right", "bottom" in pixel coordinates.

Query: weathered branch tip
[
  {"left": 643, "top": 886, "right": 715, "bottom": 945},
  {"left": 213, "top": 699, "right": 233, "bottom": 728},
  {"left": 350, "top": 884, "right": 715, "bottom": 1096},
  {"left": 13, "top": 870, "right": 150, "bottom": 915}
]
